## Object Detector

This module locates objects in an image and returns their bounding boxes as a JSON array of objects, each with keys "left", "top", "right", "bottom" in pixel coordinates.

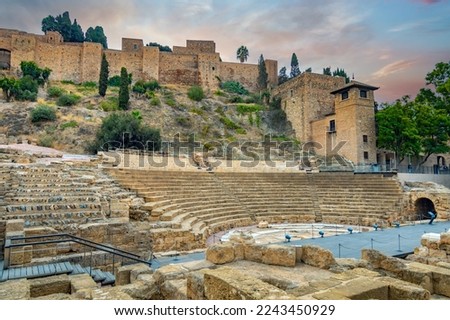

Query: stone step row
[
  {"left": 3, "top": 211, "right": 104, "bottom": 226},
  {"left": 5, "top": 203, "right": 102, "bottom": 213},
  {"left": 7, "top": 196, "right": 100, "bottom": 204}
]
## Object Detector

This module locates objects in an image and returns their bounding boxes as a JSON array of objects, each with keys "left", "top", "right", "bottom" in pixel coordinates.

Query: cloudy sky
[{"left": 1, "top": 0, "right": 449, "bottom": 102}]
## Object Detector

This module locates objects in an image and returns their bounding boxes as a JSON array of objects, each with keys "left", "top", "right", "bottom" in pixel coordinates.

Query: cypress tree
[
  {"left": 290, "top": 53, "right": 300, "bottom": 78},
  {"left": 257, "top": 54, "right": 268, "bottom": 91},
  {"left": 98, "top": 53, "right": 109, "bottom": 97},
  {"left": 119, "top": 67, "right": 129, "bottom": 110}
]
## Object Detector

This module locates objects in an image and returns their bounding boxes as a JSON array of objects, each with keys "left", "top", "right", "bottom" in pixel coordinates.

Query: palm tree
[{"left": 236, "top": 45, "right": 249, "bottom": 63}]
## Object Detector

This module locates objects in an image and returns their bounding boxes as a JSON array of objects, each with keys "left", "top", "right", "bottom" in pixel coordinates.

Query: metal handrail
[{"left": 4, "top": 233, "right": 150, "bottom": 269}]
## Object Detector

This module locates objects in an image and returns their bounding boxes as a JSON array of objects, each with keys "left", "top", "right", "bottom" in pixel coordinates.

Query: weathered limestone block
[
  {"left": 380, "top": 257, "right": 406, "bottom": 275},
  {"left": 130, "top": 263, "right": 153, "bottom": 283},
  {"left": 22, "top": 245, "right": 32, "bottom": 264},
  {"left": 436, "top": 261, "right": 450, "bottom": 269},
  {"left": 79, "top": 223, "right": 107, "bottom": 244},
  {"left": 90, "top": 287, "right": 133, "bottom": 300},
  {"left": 160, "top": 279, "right": 187, "bottom": 300},
  {"left": 203, "top": 267, "right": 293, "bottom": 300},
  {"left": 244, "top": 244, "right": 264, "bottom": 263},
  {"left": 421, "top": 233, "right": 440, "bottom": 250},
  {"left": 29, "top": 275, "right": 71, "bottom": 298},
  {"left": 261, "top": 245, "right": 296, "bottom": 267},
  {"left": 6, "top": 219, "right": 24, "bottom": 232},
  {"left": 33, "top": 293, "right": 73, "bottom": 300},
  {"left": 0, "top": 279, "right": 30, "bottom": 300},
  {"left": 206, "top": 243, "right": 235, "bottom": 264},
  {"left": 233, "top": 243, "right": 244, "bottom": 261},
  {"left": 295, "top": 246, "right": 303, "bottom": 263},
  {"left": 361, "top": 249, "right": 387, "bottom": 269},
  {"left": 378, "top": 277, "right": 430, "bottom": 300},
  {"left": 116, "top": 264, "right": 147, "bottom": 286},
  {"left": 187, "top": 270, "right": 208, "bottom": 300},
  {"left": 70, "top": 274, "right": 97, "bottom": 293},
  {"left": 179, "top": 260, "right": 215, "bottom": 272},
  {"left": 301, "top": 245, "right": 336, "bottom": 269},
  {"left": 331, "top": 277, "right": 389, "bottom": 300},
  {"left": 401, "top": 264, "right": 434, "bottom": 293},
  {"left": 440, "top": 231, "right": 450, "bottom": 245},
  {"left": 117, "top": 276, "right": 159, "bottom": 300},
  {"left": 10, "top": 247, "right": 25, "bottom": 265},
  {"left": 428, "top": 248, "right": 447, "bottom": 259},
  {"left": 258, "top": 221, "right": 269, "bottom": 228},
  {"left": 229, "top": 232, "right": 255, "bottom": 245},
  {"left": 110, "top": 199, "right": 130, "bottom": 219},
  {"left": 153, "top": 264, "right": 188, "bottom": 285}
]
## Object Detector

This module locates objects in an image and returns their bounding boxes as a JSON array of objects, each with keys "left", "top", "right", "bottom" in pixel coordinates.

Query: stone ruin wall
[
  {"left": 272, "top": 73, "right": 345, "bottom": 143},
  {"left": 0, "top": 28, "right": 277, "bottom": 92}
]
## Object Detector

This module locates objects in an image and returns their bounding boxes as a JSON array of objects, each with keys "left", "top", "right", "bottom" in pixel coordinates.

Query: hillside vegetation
[{"left": 0, "top": 80, "right": 295, "bottom": 158}]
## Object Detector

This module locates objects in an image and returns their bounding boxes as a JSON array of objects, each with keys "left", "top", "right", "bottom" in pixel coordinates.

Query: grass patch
[
  {"left": 38, "top": 135, "right": 55, "bottom": 148},
  {"left": 187, "top": 85, "right": 204, "bottom": 101},
  {"left": 150, "top": 96, "right": 161, "bottom": 106},
  {"left": 191, "top": 107, "right": 204, "bottom": 116},
  {"left": 220, "top": 116, "right": 241, "bottom": 130},
  {"left": 60, "top": 120, "right": 78, "bottom": 130},
  {"left": 47, "top": 86, "right": 66, "bottom": 98},
  {"left": 100, "top": 96, "right": 119, "bottom": 112},
  {"left": 236, "top": 104, "right": 264, "bottom": 115}
]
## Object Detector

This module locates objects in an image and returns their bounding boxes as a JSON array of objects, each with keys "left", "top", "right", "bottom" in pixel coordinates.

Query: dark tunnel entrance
[{"left": 415, "top": 198, "right": 436, "bottom": 220}]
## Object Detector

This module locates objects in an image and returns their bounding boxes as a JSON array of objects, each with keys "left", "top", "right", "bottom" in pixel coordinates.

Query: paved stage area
[{"left": 152, "top": 220, "right": 450, "bottom": 268}]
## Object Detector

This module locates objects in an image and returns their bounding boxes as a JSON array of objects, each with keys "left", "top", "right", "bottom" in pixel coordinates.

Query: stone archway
[
  {"left": 414, "top": 197, "right": 436, "bottom": 220},
  {"left": 0, "top": 49, "right": 11, "bottom": 70}
]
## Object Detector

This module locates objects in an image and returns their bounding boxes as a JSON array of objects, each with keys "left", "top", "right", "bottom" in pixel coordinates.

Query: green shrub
[
  {"left": 108, "top": 76, "right": 121, "bottom": 87},
  {"left": 235, "top": 128, "right": 247, "bottom": 135},
  {"left": 90, "top": 112, "right": 161, "bottom": 152},
  {"left": 12, "top": 76, "right": 38, "bottom": 101},
  {"left": 220, "top": 81, "right": 248, "bottom": 95},
  {"left": 61, "top": 80, "right": 75, "bottom": 85},
  {"left": 60, "top": 120, "right": 78, "bottom": 130},
  {"left": 81, "top": 81, "right": 97, "bottom": 88},
  {"left": 214, "top": 90, "right": 225, "bottom": 96},
  {"left": 191, "top": 107, "right": 204, "bottom": 116},
  {"left": 220, "top": 117, "right": 240, "bottom": 130},
  {"left": 228, "top": 96, "right": 244, "bottom": 103},
  {"left": 144, "top": 80, "right": 160, "bottom": 91},
  {"left": 248, "top": 113, "right": 254, "bottom": 126},
  {"left": 187, "top": 85, "right": 204, "bottom": 101},
  {"left": 150, "top": 96, "right": 161, "bottom": 106},
  {"left": 165, "top": 97, "right": 176, "bottom": 107},
  {"left": 100, "top": 96, "right": 119, "bottom": 111},
  {"left": 38, "top": 135, "right": 55, "bottom": 148},
  {"left": 132, "top": 81, "right": 146, "bottom": 94},
  {"left": 57, "top": 94, "right": 81, "bottom": 106},
  {"left": 176, "top": 116, "right": 190, "bottom": 126},
  {"left": 30, "top": 105, "right": 56, "bottom": 122},
  {"left": 47, "top": 86, "right": 65, "bottom": 98},
  {"left": 236, "top": 104, "right": 264, "bottom": 115}
]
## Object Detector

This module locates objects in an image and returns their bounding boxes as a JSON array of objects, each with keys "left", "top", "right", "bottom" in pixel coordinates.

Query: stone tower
[{"left": 330, "top": 81, "right": 378, "bottom": 165}]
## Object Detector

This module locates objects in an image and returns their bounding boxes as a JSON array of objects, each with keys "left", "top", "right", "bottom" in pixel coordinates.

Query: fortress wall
[
  {"left": 104, "top": 50, "right": 123, "bottom": 77},
  {"left": 159, "top": 53, "right": 199, "bottom": 85},
  {"left": 35, "top": 42, "right": 83, "bottom": 82},
  {"left": 81, "top": 42, "right": 102, "bottom": 82},
  {"left": 0, "top": 37, "right": 12, "bottom": 51},
  {"left": 142, "top": 46, "right": 159, "bottom": 80},
  {"left": 10, "top": 34, "right": 37, "bottom": 75},
  {"left": 273, "top": 73, "right": 345, "bottom": 142},
  {"left": 219, "top": 62, "right": 259, "bottom": 92},
  {"left": 198, "top": 53, "right": 221, "bottom": 89}
]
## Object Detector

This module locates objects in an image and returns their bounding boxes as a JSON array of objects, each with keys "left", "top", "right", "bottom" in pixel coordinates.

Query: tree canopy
[
  {"left": 278, "top": 67, "right": 289, "bottom": 85},
  {"left": 376, "top": 61, "right": 450, "bottom": 167},
  {"left": 332, "top": 68, "right": 350, "bottom": 83},
  {"left": 257, "top": 54, "right": 268, "bottom": 90},
  {"left": 98, "top": 53, "right": 109, "bottom": 97},
  {"left": 146, "top": 42, "right": 172, "bottom": 52},
  {"left": 236, "top": 46, "right": 249, "bottom": 63},
  {"left": 41, "top": 11, "right": 108, "bottom": 48},
  {"left": 290, "top": 53, "right": 300, "bottom": 78}
]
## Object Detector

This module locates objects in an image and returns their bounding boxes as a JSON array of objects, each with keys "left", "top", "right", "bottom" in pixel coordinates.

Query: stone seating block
[
  {"left": 203, "top": 267, "right": 294, "bottom": 300},
  {"left": 29, "top": 274, "right": 71, "bottom": 298},
  {"left": 261, "top": 245, "right": 296, "bottom": 267},
  {"left": 70, "top": 274, "right": 98, "bottom": 293}
]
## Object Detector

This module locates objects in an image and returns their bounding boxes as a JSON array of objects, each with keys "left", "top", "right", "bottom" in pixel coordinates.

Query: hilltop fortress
[
  {"left": 0, "top": 27, "right": 385, "bottom": 166},
  {"left": 0, "top": 28, "right": 277, "bottom": 92}
]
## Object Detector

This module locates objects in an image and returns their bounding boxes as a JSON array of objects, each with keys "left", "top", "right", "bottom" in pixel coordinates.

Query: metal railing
[{"left": 3, "top": 233, "right": 151, "bottom": 276}]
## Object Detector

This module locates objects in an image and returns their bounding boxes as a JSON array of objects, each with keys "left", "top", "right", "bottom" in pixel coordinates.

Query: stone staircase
[
  {"left": 108, "top": 170, "right": 253, "bottom": 236},
  {"left": 0, "top": 261, "right": 115, "bottom": 285},
  {"left": 108, "top": 169, "right": 404, "bottom": 240},
  {"left": 2, "top": 166, "right": 106, "bottom": 228}
]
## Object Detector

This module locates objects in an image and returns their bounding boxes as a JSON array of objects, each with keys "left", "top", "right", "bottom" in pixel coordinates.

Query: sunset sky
[{"left": 1, "top": 0, "right": 449, "bottom": 102}]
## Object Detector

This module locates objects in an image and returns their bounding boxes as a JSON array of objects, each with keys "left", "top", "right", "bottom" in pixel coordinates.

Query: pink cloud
[{"left": 372, "top": 60, "right": 416, "bottom": 79}]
